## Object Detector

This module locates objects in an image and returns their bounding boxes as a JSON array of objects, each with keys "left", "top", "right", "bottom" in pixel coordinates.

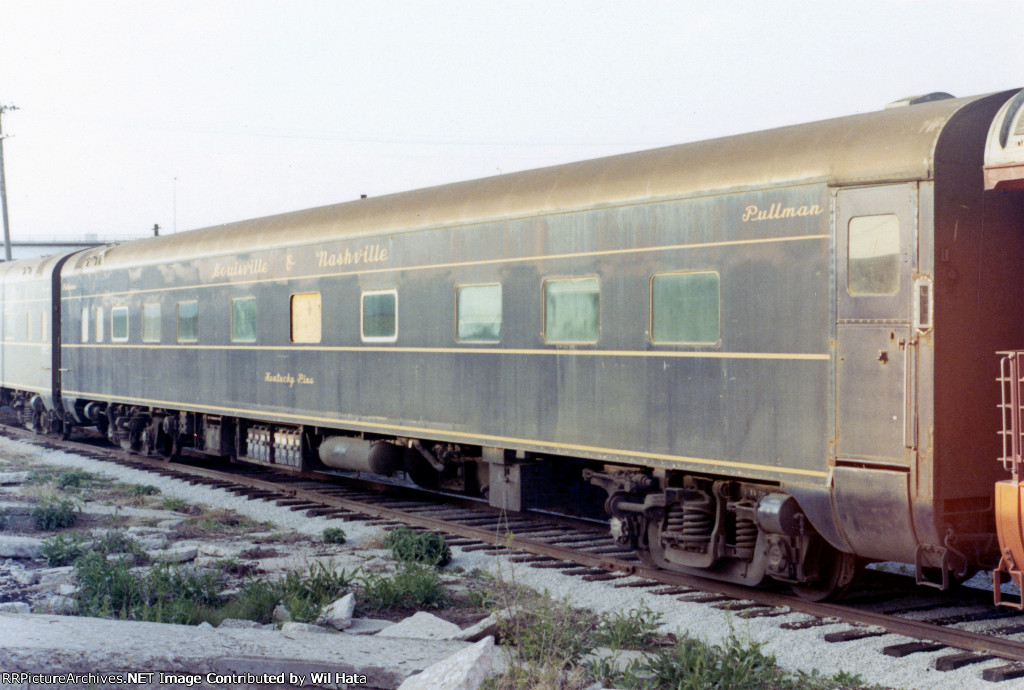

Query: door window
[{"left": 848, "top": 214, "right": 900, "bottom": 296}]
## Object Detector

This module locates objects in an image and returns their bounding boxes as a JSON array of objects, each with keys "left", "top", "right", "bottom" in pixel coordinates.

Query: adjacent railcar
[
  {"left": 10, "top": 88, "right": 1023, "bottom": 600},
  {"left": 0, "top": 252, "right": 75, "bottom": 432}
]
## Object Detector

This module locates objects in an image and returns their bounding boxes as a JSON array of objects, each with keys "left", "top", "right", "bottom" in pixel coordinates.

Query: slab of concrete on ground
[{"left": 0, "top": 612, "right": 475, "bottom": 689}]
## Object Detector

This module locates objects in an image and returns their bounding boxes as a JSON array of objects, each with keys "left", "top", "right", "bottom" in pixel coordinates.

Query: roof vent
[{"left": 885, "top": 92, "right": 955, "bottom": 109}]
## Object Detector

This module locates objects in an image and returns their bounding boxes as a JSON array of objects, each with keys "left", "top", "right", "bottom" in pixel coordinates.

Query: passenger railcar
[
  {"left": 5, "top": 88, "right": 1024, "bottom": 601},
  {"left": 0, "top": 252, "right": 74, "bottom": 433}
]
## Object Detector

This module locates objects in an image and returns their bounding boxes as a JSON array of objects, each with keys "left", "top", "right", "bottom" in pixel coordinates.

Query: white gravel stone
[
  {"left": 8, "top": 564, "right": 37, "bottom": 585},
  {"left": 344, "top": 617, "right": 394, "bottom": 635},
  {"left": 397, "top": 635, "right": 494, "bottom": 690},
  {"left": 0, "top": 535, "right": 43, "bottom": 558},
  {"left": 126, "top": 526, "right": 169, "bottom": 550},
  {"left": 0, "top": 471, "right": 30, "bottom": 484},
  {"left": 37, "top": 594, "right": 76, "bottom": 614},
  {"left": 272, "top": 604, "right": 292, "bottom": 623},
  {"left": 197, "top": 543, "right": 234, "bottom": 557},
  {"left": 281, "top": 621, "right": 331, "bottom": 635},
  {"left": 0, "top": 602, "right": 30, "bottom": 613},
  {"left": 378, "top": 611, "right": 463, "bottom": 640},
  {"left": 148, "top": 544, "right": 198, "bottom": 563},
  {"left": 37, "top": 566, "right": 75, "bottom": 586},
  {"left": 218, "top": 618, "right": 264, "bottom": 630},
  {"left": 457, "top": 610, "right": 504, "bottom": 643},
  {"left": 318, "top": 592, "right": 356, "bottom": 630}
]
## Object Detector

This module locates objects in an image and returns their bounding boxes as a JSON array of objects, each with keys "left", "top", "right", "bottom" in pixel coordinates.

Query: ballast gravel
[{"left": 3, "top": 435, "right": 1024, "bottom": 690}]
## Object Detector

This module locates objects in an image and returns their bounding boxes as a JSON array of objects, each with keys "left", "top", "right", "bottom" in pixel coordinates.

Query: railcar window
[
  {"left": 361, "top": 290, "right": 397, "bottom": 342},
  {"left": 543, "top": 277, "right": 600, "bottom": 344},
  {"left": 4, "top": 313, "right": 14, "bottom": 340},
  {"left": 290, "top": 293, "right": 322, "bottom": 344},
  {"left": 651, "top": 272, "right": 720, "bottom": 345},
  {"left": 39, "top": 311, "right": 46, "bottom": 341},
  {"left": 456, "top": 284, "right": 502, "bottom": 342},
  {"left": 177, "top": 301, "right": 198, "bottom": 343},
  {"left": 848, "top": 214, "right": 900, "bottom": 296},
  {"left": 142, "top": 303, "right": 161, "bottom": 343},
  {"left": 95, "top": 307, "right": 104, "bottom": 343},
  {"left": 111, "top": 307, "right": 129, "bottom": 342},
  {"left": 231, "top": 297, "right": 258, "bottom": 343},
  {"left": 81, "top": 308, "right": 89, "bottom": 342}
]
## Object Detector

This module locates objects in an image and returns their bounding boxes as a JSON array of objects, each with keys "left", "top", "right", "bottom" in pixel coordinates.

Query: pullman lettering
[{"left": 742, "top": 203, "right": 823, "bottom": 222}]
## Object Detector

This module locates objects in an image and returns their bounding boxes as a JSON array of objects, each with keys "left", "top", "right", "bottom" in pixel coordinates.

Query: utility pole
[{"left": 0, "top": 104, "right": 18, "bottom": 262}]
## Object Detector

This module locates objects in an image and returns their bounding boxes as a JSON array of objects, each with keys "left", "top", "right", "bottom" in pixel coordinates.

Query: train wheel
[
  {"left": 637, "top": 517, "right": 708, "bottom": 571},
  {"left": 791, "top": 541, "right": 858, "bottom": 602},
  {"left": 639, "top": 518, "right": 670, "bottom": 569},
  {"left": 159, "top": 432, "right": 180, "bottom": 462}
]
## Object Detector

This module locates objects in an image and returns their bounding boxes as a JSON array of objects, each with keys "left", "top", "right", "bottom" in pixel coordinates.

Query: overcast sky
[{"left": 1, "top": 1, "right": 1022, "bottom": 242}]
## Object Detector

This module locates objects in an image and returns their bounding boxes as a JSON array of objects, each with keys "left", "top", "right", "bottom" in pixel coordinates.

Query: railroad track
[{"left": 8, "top": 423, "right": 1024, "bottom": 684}]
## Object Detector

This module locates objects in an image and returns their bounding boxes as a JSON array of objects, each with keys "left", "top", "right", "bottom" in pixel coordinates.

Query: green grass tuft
[
  {"left": 56, "top": 469, "right": 95, "bottom": 489},
  {"left": 357, "top": 563, "right": 450, "bottom": 612},
  {"left": 40, "top": 533, "right": 89, "bottom": 566},
  {"left": 385, "top": 527, "right": 452, "bottom": 567},
  {"left": 162, "top": 496, "right": 189, "bottom": 511},
  {"left": 592, "top": 603, "right": 665, "bottom": 650},
  {"left": 321, "top": 526, "right": 347, "bottom": 544},
  {"left": 31, "top": 496, "right": 79, "bottom": 530},
  {"left": 74, "top": 552, "right": 221, "bottom": 624},
  {"left": 123, "top": 483, "right": 161, "bottom": 497}
]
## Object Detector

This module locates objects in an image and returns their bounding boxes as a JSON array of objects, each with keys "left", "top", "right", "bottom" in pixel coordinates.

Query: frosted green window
[
  {"left": 231, "top": 297, "right": 257, "bottom": 343},
  {"left": 848, "top": 214, "right": 900, "bottom": 296},
  {"left": 177, "top": 301, "right": 198, "bottom": 343},
  {"left": 651, "top": 272, "right": 720, "bottom": 345},
  {"left": 362, "top": 290, "right": 397, "bottom": 342},
  {"left": 456, "top": 284, "right": 502, "bottom": 342},
  {"left": 142, "top": 303, "right": 161, "bottom": 342},
  {"left": 111, "top": 306, "right": 129, "bottom": 342},
  {"left": 544, "top": 277, "right": 599, "bottom": 344}
]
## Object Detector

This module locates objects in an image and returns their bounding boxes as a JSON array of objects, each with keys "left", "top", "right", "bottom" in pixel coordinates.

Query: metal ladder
[{"left": 994, "top": 351, "right": 1024, "bottom": 607}]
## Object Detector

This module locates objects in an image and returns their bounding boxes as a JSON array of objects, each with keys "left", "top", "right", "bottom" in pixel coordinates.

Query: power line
[{"left": 0, "top": 104, "right": 19, "bottom": 262}]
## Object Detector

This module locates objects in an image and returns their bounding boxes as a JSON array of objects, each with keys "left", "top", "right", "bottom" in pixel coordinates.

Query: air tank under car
[{"left": 318, "top": 436, "right": 404, "bottom": 475}]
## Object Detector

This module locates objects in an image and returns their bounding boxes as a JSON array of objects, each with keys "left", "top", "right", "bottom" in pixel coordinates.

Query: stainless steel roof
[{"left": 68, "top": 90, "right": 1017, "bottom": 272}]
